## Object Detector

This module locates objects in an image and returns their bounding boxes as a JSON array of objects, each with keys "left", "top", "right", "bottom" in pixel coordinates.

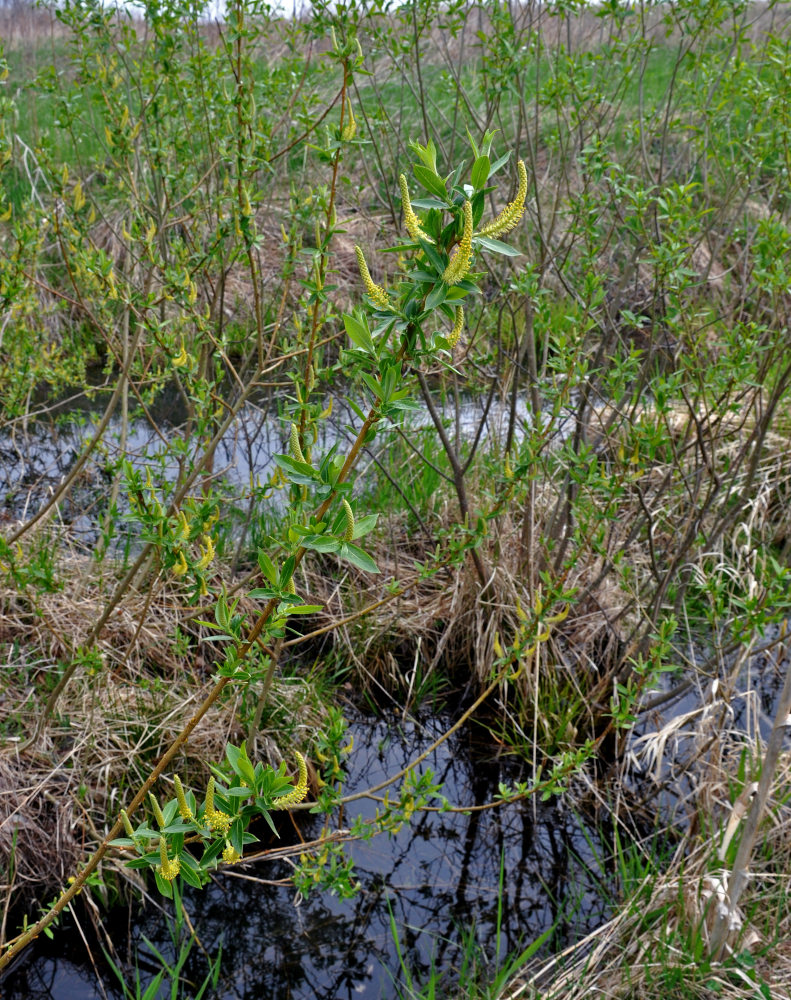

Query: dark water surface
[
  {"left": 4, "top": 394, "right": 787, "bottom": 998},
  {"left": 1, "top": 711, "right": 609, "bottom": 1000}
]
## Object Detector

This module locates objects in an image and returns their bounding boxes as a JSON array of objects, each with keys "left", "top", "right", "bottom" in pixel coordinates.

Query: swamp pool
[{"left": 2, "top": 709, "right": 611, "bottom": 1000}]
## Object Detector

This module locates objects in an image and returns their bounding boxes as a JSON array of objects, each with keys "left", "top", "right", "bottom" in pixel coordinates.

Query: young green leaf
[
  {"left": 343, "top": 312, "right": 375, "bottom": 355},
  {"left": 338, "top": 542, "right": 380, "bottom": 574},
  {"left": 413, "top": 164, "right": 448, "bottom": 202},
  {"left": 471, "top": 154, "right": 490, "bottom": 190},
  {"left": 474, "top": 235, "right": 522, "bottom": 257}
]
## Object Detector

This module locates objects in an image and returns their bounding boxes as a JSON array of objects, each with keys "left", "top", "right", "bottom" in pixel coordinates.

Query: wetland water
[
  {"left": 1, "top": 392, "right": 596, "bottom": 999},
  {"left": 3, "top": 397, "right": 788, "bottom": 997},
  {"left": 0, "top": 384, "right": 549, "bottom": 546},
  {"left": 1, "top": 711, "right": 609, "bottom": 1000}
]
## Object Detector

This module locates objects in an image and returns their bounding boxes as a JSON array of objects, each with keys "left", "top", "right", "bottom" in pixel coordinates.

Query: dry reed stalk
[{"left": 709, "top": 640, "right": 791, "bottom": 961}]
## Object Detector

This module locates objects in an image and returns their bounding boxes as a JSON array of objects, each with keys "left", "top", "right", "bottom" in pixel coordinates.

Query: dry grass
[
  {"left": 286, "top": 388, "right": 791, "bottom": 721},
  {"left": 0, "top": 553, "right": 326, "bottom": 922},
  {"left": 500, "top": 631, "right": 791, "bottom": 1000},
  {"left": 512, "top": 798, "right": 791, "bottom": 1000}
]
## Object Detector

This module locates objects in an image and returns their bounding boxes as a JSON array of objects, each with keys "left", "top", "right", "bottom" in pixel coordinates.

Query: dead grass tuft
[
  {"left": 0, "top": 554, "right": 326, "bottom": 919},
  {"left": 0, "top": 751, "right": 81, "bottom": 911}
]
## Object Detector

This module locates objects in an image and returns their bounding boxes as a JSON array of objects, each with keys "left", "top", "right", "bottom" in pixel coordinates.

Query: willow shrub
[
  {"left": 2, "top": 0, "right": 791, "bottom": 976},
  {"left": 0, "top": 0, "right": 572, "bottom": 956}
]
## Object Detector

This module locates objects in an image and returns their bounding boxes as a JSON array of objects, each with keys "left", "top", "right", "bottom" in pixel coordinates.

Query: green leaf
[
  {"left": 246, "top": 587, "right": 279, "bottom": 600},
  {"left": 178, "top": 850, "right": 201, "bottom": 874},
  {"left": 344, "top": 396, "right": 367, "bottom": 422},
  {"left": 154, "top": 871, "right": 173, "bottom": 898},
  {"left": 192, "top": 618, "right": 224, "bottom": 630},
  {"left": 126, "top": 856, "right": 157, "bottom": 869},
  {"left": 425, "top": 283, "right": 447, "bottom": 311},
  {"left": 177, "top": 860, "right": 203, "bottom": 889},
  {"left": 381, "top": 398, "right": 423, "bottom": 415},
  {"left": 474, "top": 235, "right": 522, "bottom": 257},
  {"left": 488, "top": 150, "right": 512, "bottom": 177},
  {"left": 410, "top": 197, "right": 447, "bottom": 210},
  {"left": 257, "top": 550, "right": 278, "bottom": 585},
  {"left": 448, "top": 160, "right": 465, "bottom": 192},
  {"left": 401, "top": 268, "right": 436, "bottom": 283},
  {"left": 338, "top": 541, "right": 380, "bottom": 574},
  {"left": 420, "top": 240, "right": 447, "bottom": 275},
  {"left": 301, "top": 534, "right": 341, "bottom": 553},
  {"left": 162, "top": 821, "right": 194, "bottom": 834},
  {"left": 471, "top": 154, "right": 491, "bottom": 189},
  {"left": 280, "top": 555, "right": 296, "bottom": 589},
  {"left": 353, "top": 513, "right": 378, "bottom": 539},
  {"left": 215, "top": 592, "right": 230, "bottom": 631},
  {"left": 230, "top": 818, "right": 245, "bottom": 855},
  {"left": 359, "top": 370, "right": 384, "bottom": 401},
  {"left": 260, "top": 808, "right": 279, "bottom": 838},
  {"left": 227, "top": 743, "right": 256, "bottom": 786},
  {"left": 466, "top": 125, "right": 480, "bottom": 160},
  {"left": 413, "top": 164, "right": 448, "bottom": 201},
  {"left": 343, "top": 312, "right": 375, "bottom": 354},
  {"left": 409, "top": 137, "right": 438, "bottom": 173},
  {"left": 273, "top": 454, "right": 320, "bottom": 486},
  {"left": 226, "top": 742, "right": 241, "bottom": 773},
  {"left": 480, "top": 128, "right": 500, "bottom": 157},
  {"left": 201, "top": 838, "right": 225, "bottom": 866}
]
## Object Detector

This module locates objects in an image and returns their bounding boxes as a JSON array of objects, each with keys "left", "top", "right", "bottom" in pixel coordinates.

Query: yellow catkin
[
  {"left": 172, "top": 339, "right": 189, "bottom": 367},
  {"left": 174, "top": 775, "right": 194, "bottom": 822},
  {"left": 446, "top": 305, "right": 464, "bottom": 348},
  {"left": 342, "top": 498, "right": 355, "bottom": 542},
  {"left": 204, "top": 775, "right": 216, "bottom": 814},
  {"left": 222, "top": 843, "right": 242, "bottom": 865},
  {"left": 354, "top": 246, "right": 390, "bottom": 310},
  {"left": 158, "top": 837, "right": 181, "bottom": 882},
  {"left": 206, "top": 808, "right": 232, "bottom": 835},
  {"left": 341, "top": 96, "right": 357, "bottom": 141},
  {"left": 149, "top": 793, "right": 166, "bottom": 830},
  {"left": 399, "top": 174, "right": 431, "bottom": 242},
  {"left": 275, "top": 751, "right": 309, "bottom": 809},
  {"left": 203, "top": 776, "right": 233, "bottom": 834},
  {"left": 121, "top": 809, "right": 136, "bottom": 839},
  {"left": 290, "top": 424, "right": 306, "bottom": 464},
  {"left": 442, "top": 201, "right": 473, "bottom": 285},
  {"left": 172, "top": 550, "right": 188, "bottom": 577},
  {"left": 196, "top": 534, "right": 215, "bottom": 570},
  {"left": 176, "top": 510, "right": 190, "bottom": 540},
  {"left": 476, "top": 160, "right": 527, "bottom": 239}
]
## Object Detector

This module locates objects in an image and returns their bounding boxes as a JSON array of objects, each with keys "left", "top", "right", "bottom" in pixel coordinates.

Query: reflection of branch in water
[
  {"left": 4, "top": 712, "right": 605, "bottom": 1000},
  {"left": 226, "top": 828, "right": 357, "bottom": 872}
]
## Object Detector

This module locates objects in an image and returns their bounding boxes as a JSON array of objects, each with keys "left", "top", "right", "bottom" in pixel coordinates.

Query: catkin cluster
[
  {"left": 442, "top": 201, "right": 473, "bottom": 286},
  {"left": 476, "top": 159, "right": 527, "bottom": 239},
  {"left": 275, "top": 751, "right": 309, "bottom": 808},
  {"left": 399, "top": 174, "right": 431, "bottom": 243},
  {"left": 354, "top": 246, "right": 390, "bottom": 310}
]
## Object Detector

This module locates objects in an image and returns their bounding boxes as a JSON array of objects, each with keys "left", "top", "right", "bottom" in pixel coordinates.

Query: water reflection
[
  {"left": 0, "top": 385, "right": 547, "bottom": 547},
  {"left": 1, "top": 710, "right": 609, "bottom": 1000}
]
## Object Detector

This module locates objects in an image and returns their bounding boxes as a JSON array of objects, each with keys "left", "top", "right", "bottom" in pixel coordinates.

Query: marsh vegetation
[{"left": 1, "top": 0, "right": 791, "bottom": 996}]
